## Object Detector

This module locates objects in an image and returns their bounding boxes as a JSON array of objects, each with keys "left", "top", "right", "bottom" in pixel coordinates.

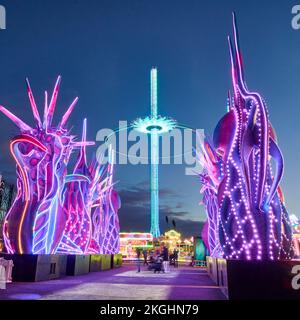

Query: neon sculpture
[
  {"left": 199, "top": 139, "right": 223, "bottom": 258},
  {"left": 199, "top": 14, "right": 294, "bottom": 260},
  {"left": 0, "top": 76, "right": 120, "bottom": 255},
  {"left": 132, "top": 68, "right": 176, "bottom": 238}
]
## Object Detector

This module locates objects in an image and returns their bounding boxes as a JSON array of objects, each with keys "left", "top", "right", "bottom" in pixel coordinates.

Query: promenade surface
[{"left": 0, "top": 264, "right": 225, "bottom": 300}]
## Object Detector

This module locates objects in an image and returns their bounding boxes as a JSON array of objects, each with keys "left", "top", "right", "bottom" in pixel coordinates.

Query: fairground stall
[{"left": 119, "top": 233, "right": 153, "bottom": 260}]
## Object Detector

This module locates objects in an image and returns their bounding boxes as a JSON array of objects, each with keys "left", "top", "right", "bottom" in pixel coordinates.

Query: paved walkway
[{"left": 0, "top": 264, "right": 225, "bottom": 300}]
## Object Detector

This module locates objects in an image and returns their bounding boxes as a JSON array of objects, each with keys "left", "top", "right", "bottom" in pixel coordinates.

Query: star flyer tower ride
[{"left": 132, "top": 69, "right": 176, "bottom": 238}]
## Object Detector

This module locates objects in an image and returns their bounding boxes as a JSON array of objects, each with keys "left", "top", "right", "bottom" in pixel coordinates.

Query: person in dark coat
[
  {"left": 136, "top": 248, "right": 141, "bottom": 272},
  {"left": 173, "top": 248, "right": 179, "bottom": 268},
  {"left": 162, "top": 246, "right": 169, "bottom": 273},
  {"left": 142, "top": 249, "right": 148, "bottom": 266}
]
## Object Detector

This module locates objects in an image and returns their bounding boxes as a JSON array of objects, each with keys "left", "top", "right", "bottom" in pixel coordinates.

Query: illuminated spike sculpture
[
  {"left": 132, "top": 68, "right": 176, "bottom": 238},
  {"left": 0, "top": 76, "right": 80, "bottom": 254},
  {"left": 200, "top": 14, "right": 294, "bottom": 260},
  {"left": 0, "top": 77, "right": 120, "bottom": 255}
]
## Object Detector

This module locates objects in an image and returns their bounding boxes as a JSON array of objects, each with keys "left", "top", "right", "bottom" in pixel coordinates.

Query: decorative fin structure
[
  {"left": 26, "top": 78, "right": 42, "bottom": 128},
  {"left": 46, "top": 76, "right": 61, "bottom": 127},
  {"left": 264, "top": 137, "right": 284, "bottom": 209},
  {"left": 43, "top": 91, "right": 48, "bottom": 129},
  {"left": 230, "top": 12, "right": 268, "bottom": 210},
  {"left": 0, "top": 105, "right": 33, "bottom": 132},
  {"left": 61, "top": 97, "right": 79, "bottom": 128}
]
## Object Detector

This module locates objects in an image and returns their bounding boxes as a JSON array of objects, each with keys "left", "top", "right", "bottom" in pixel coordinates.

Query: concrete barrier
[
  {"left": 113, "top": 254, "right": 122, "bottom": 268},
  {"left": 0, "top": 253, "right": 123, "bottom": 281},
  {"left": 89, "top": 254, "right": 102, "bottom": 272},
  {"left": 206, "top": 256, "right": 219, "bottom": 285},
  {"left": 100, "top": 254, "right": 111, "bottom": 271},
  {"left": 66, "top": 255, "right": 90, "bottom": 276},
  {"left": 0, "top": 254, "right": 67, "bottom": 282}
]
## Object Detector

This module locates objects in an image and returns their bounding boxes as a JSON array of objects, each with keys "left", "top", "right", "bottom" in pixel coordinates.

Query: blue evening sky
[{"left": 0, "top": 0, "right": 299, "bottom": 236}]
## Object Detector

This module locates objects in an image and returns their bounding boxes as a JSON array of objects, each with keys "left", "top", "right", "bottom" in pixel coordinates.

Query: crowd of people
[{"left": 136, "top": 246, "right": 179, "bottom": 273}]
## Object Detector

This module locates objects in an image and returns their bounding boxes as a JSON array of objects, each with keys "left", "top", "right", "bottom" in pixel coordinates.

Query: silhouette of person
[
  {"left": 143, "top": 249, "right": 148, "bottom": 266},
  {"left": 136, "top": 248, "right": 141, "bottom": 273}
]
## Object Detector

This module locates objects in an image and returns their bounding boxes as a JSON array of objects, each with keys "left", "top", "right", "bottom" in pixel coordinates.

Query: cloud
[{"left": 119, "top": 181, "right": 179, "bottom": 208}]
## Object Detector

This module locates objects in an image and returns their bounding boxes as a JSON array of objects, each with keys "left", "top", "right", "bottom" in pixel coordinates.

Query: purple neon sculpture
[
  {"left": 0, "top": 77, "right": 121, "bottom": 255},
  {"left": 200, "top": 14, "right": 294, "bottom": 260}
]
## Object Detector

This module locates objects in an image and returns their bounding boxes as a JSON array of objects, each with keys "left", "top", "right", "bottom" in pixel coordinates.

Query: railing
[{"left": 193, "top": 260, "right": 207, "bottom": 268}]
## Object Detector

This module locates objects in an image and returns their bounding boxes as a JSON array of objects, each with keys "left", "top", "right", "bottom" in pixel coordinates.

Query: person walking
[
  {"left": 173, "top": 248, "right": 179, "bottom": 268},
  {"left": 143, "top": 249, "right": 148, "bottom": 266},
  {"left": 136, "top": 248, "right": 141, "bottom": 273},
  {"left": 162, "top": 246, "right": 169, "bottom": 273}
]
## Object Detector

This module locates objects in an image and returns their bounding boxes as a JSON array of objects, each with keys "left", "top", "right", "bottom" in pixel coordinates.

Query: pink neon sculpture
[{"left": 0, "top": 77, "right": 121, "bottom": 255}]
